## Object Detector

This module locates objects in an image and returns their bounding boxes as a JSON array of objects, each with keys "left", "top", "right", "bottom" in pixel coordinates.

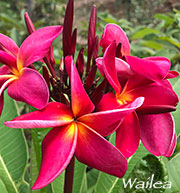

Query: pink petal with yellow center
[
  {"left": 126, "top": 56, "right": 171, "bottom": 82},
  {"left": 100, "top": 23, "right": 130, "bottom": 56},
  {"left": 7, "top": 68, "right": 49, "bottom": 109},
  {"left": 32, "top": 123, "right": 78, "bottom": 190},
  {"left": 4, "top": 102, "right": 73, "bottom": 129},
  {"left": 75, "top": 123, "right": 128, "bottom": 178},
  {"left": 68, "top": 56, "right": 95, "bottom": 117},
  {"left": 78, "top": 97, "right": 144, "bottom": 136},
  {"left": 116, "top": 112, "right": 140, "bottom": 158},
  {"left": 103, "top": 42, "right": 121, "bottom": 94},
  {"left": 0, "top": 33, "right": 19, "bottom": 56},
  {"left": 139, "top": 113, "right": 176, "bottom": 157},
  {"left": 17, "top": 26, "right": 63, "bottom": 69}
]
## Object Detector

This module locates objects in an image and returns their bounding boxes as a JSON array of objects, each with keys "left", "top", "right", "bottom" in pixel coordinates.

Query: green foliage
[
  {"left": 166, "top": 153, "right": 180, "bottom": 193},
  {"left": 0, "top": 92, "right": 29, "bottom": 193}
]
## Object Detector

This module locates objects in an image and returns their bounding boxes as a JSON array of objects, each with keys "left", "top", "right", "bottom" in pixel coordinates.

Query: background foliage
[{"left": 0, "top": 0, "right": 180, "bottom": 193}]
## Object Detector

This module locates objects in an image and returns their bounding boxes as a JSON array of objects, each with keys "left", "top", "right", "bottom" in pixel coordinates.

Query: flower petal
[
  {"left": 103, "top": 42, "right": 121, "bottom": 94},
  {"left": 126, "top": 56, "right": 171, "bottom": 82},
  {"left": 75, "top": 123, "right": 128, "bottom": 178},
  {"left": 139, "top": 113, "right": 176, "bottom": 157},
  {"left": 0, "top": 33, "right": 19, "bottom": 56},
  {"left": 116, "top": 112, "right": 140, "bottom": 158},
  {"left": 4, "top": 102, "right": 73, "bottom": 128},
  {"left": 96, "top": 57, "right": 133, "bottom": 81},
  {"left": 69, "top": 56, "right": 95, "bottom": 117},
  {"left": 100, "top": 23, "right": 130, "bottom": 56},
  {"left": 32, "top": 123, "right": 78, "bottom": 189},
  {"left": 165, "top": 132, "right": 176, "bottom": 157},
  {"left": 78, "top": 97, "right": 144, "bottom": 136},
  {"left": 96, "top": 92, "right": 121, "bottom": 111},
  {"left": 0, "top": 65, "right": 10, "bottom": 75},
  {"left": 0, "top": 50, "right": 17, "bottom": 69},
  {"left": 166, "top": 71, "right": 179, "bottom": 79},
  {"left": 127, "top": 82, "right": 178, "bottom": 114},
  {"left": 0, "top": 78, "right": 17, "bottom": 96},
  {"left": 17, "top": 26, "right": 63, "bottom": 68},
  {"left": 7, "top": 68, "right": 49, "bottom": 109},
  {"left": 96, "top": 57, "right": 105, "bottom": 77}
]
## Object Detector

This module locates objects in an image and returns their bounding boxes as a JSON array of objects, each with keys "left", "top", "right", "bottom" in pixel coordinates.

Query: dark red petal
[
  {"left": 75, "top": 123, "right": 128, "bottom": 178},
  {"left": 32, "top": 124, "right": 77, "bottom": 189},
  {"left": 139, "top": 113, "right": 176, "bottom": 157},
  {"left": 116, "top": 112, "right": 140, "bottom": 158}
]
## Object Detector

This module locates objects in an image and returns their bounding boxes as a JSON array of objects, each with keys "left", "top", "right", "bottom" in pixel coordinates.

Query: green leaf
[
  {"left": 51, "top": 172, "right": 65, "bottom": 193},
  {"left": 124, "top": 155, "right": 168, "bottom": 193},
  {"left": 72, "top": 158, "right": 87, "bottom": 193},
  {"left": 0, "top": 92, "right": 28, "bottom": 193},
  {"left": 140, "top": 40, "right": 164, "bottom": 50},
  {"left": 166, "top": 153, "right": 180, "bottom": 192},
  {"left": 172, "top": 77, "right": 180, "bottom": 134},
  {"left": 159, "top": 36, "right": 180, "bottom": 49},
  {"left": 131, "top": 28, "right": 161, "bottom": 40},
  {"left": 0, "top": 179, "right": 8, "bottom": 193},
  {"left": 87, "top": 169, "right": 99, "bottom": 192}
]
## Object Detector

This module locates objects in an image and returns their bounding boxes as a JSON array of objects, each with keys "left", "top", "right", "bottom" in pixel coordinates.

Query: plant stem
[{"left": 64, "top": 156, "right": 75, "bottom": 193}]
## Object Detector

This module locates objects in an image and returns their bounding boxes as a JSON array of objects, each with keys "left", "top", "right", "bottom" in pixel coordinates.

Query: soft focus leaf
[
  {"left": 172, "top": 77, "right": 180, "bottom": 134},
  {"left": 166, "top": 153, "right": 180, "bottom": 192},
  {"left": 0, "top": 179, "right": 8, "bottom": 193},
  {"left": 72, "top": 158, "right": 87, "bottom": 193},
  {"left": 131, "top": 28, "right": 161, "bottom": 40},
  {"left": 0, "top": 92, "right": 28, "bottom": 193},
  {"left": 51, "top": 172, "right": 65, "bottom": 193},
  {"left": 87, "top": 169, "right": 99, "bottom": 193}
]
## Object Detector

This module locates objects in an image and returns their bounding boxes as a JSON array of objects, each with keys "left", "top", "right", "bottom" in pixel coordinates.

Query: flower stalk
[{"left": 64, "top": 156, "right": 75, "bottom": 193}]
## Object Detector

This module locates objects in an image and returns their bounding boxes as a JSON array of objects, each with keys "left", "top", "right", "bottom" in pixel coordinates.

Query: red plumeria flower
[
  {"left": 97, "top": 23, "right": 179, "bottom": 83},
  {"left": 96, "top": 42, "right": 179, "bottom": 158},
  {"left": 5, "top": 56, "right": 144, "bottom": 189},
  {"left": 0, "top": 26, "right": 62, "bottom": 114}
]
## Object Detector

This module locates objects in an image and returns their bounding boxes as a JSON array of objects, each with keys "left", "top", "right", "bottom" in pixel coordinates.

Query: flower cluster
[{"left": 0, "top": 0, "right": 179, "bottom": 190}]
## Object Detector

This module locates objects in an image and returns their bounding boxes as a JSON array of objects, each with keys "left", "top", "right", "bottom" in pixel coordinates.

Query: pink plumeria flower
[
  {"left": 5, "top": 56, "right": 144, "bottom": 189},
  {"left": 96, "top": 42, "right": 179, "bottom": 158},
  {"left": 97, "top": 23, "right": 179, "bottom": 84},
  {"left": 0, "top": 26, "right": 63, "bottom": 114}
]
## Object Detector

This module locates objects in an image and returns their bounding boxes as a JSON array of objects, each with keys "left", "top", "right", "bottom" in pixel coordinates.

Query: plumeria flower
[
  {"left": 96, "top": 23, "right": 179, "bottom": 85},
  {"left": 0, "top": 26, "right": 62, "bottom": 115},
  {"left": 96, "top": 42, "right": 179, "bottom": 158},
  {"left": 5, "top": 56, "right": 144, "bottom": 189}
]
